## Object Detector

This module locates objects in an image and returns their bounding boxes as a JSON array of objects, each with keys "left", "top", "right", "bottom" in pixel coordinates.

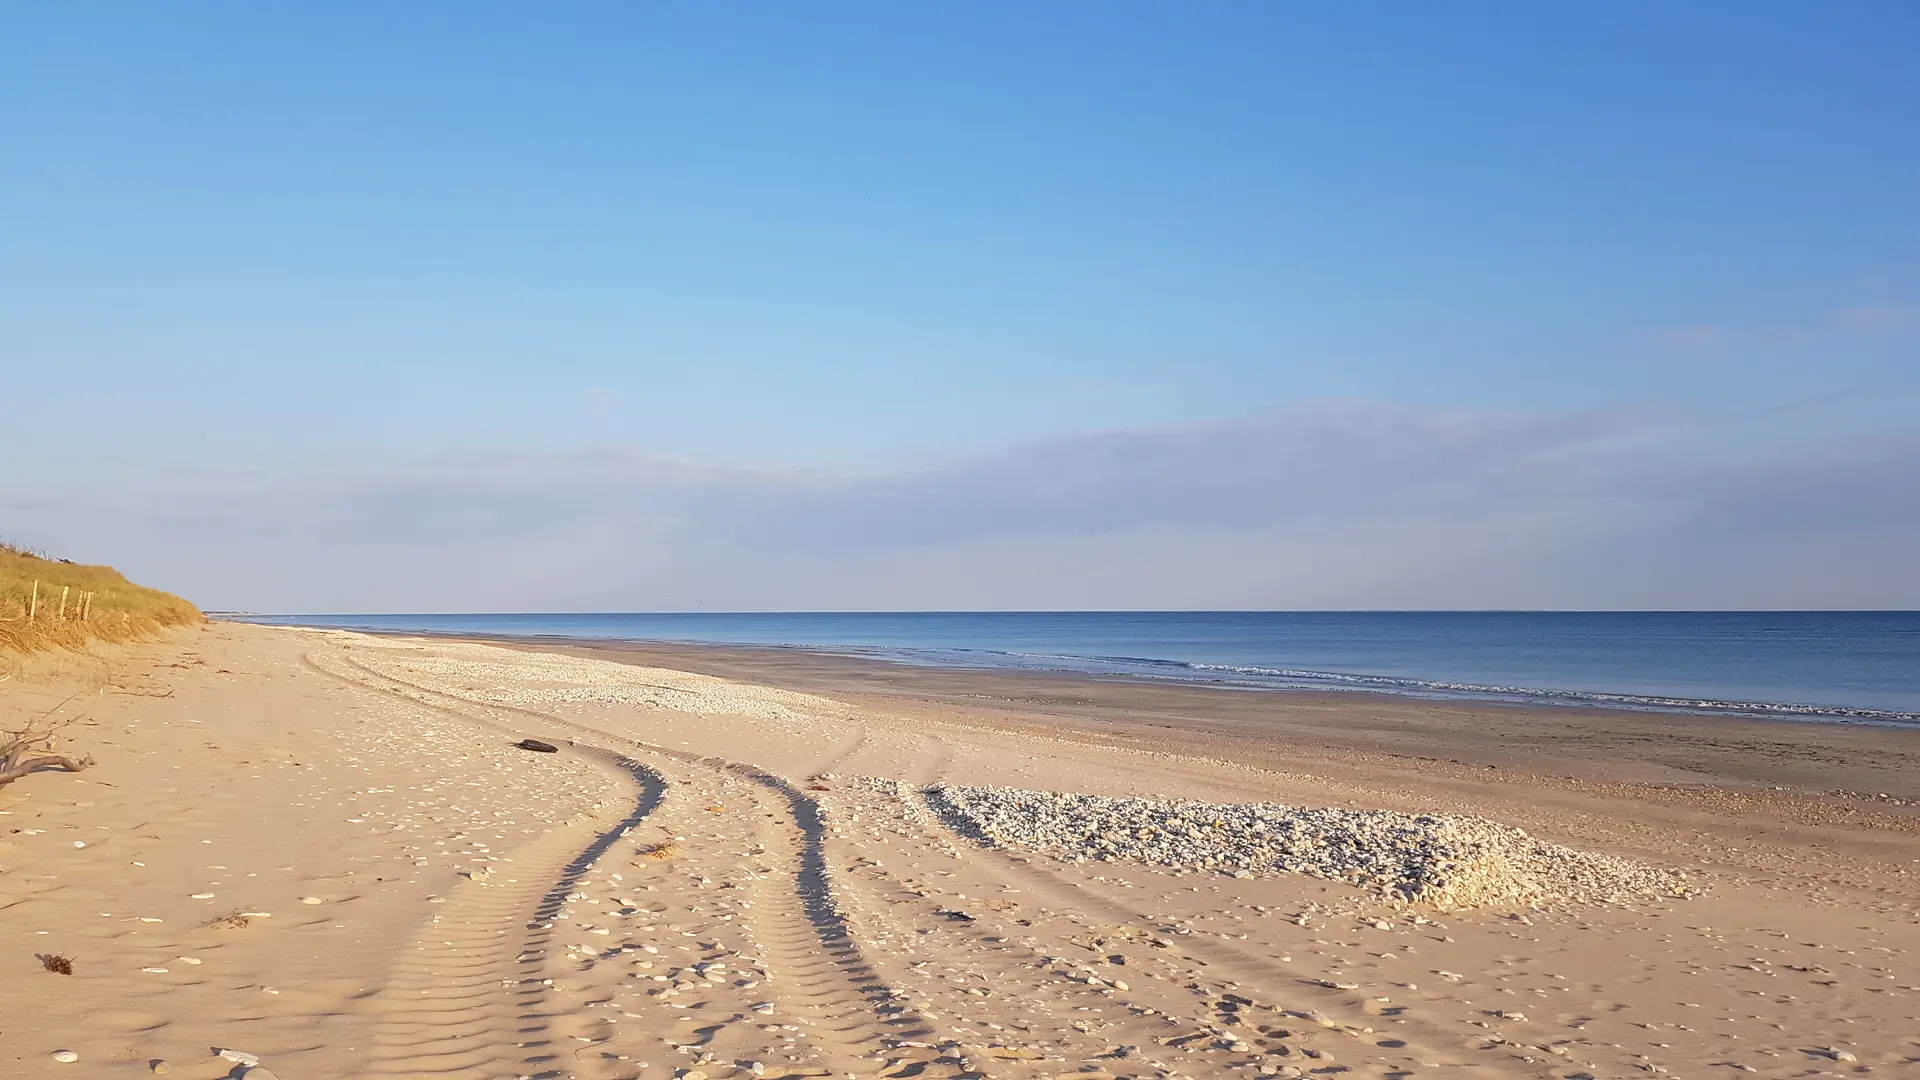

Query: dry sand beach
[{"left": 5, "top": 623, "right": 1919, "bottom": 1080}]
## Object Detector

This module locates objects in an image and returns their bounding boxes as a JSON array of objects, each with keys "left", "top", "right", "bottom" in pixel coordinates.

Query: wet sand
[{"left": 535, "top": 637, "right": 1920, "bottom": 869}]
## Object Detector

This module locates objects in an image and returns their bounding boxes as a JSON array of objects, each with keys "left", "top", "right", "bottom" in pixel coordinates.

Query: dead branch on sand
[{"left": 0, "top": 713, "right": 95, "bottom": 789}]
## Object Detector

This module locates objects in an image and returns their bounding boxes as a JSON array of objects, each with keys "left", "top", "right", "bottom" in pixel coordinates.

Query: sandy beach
[{"left": 5, "top": 622, "right": 1918, "bottom": 1080}]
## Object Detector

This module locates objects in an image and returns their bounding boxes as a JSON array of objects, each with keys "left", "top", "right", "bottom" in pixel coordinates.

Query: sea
[{"left": 239, "top": 611, "right": 1920, "bottom": 725}]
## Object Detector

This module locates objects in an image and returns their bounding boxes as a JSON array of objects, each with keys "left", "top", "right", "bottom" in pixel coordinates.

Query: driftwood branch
[{"left": 0, "top": 717, "right": 95, "bottom": 789}]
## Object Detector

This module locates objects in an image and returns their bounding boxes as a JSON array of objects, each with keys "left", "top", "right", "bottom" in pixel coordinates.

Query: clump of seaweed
[
  {"left": 37, "top": 953, "right": 74, "bottom": 975},
  {"left": 209, "top": 911, "right": 252, "bottom": 930}
]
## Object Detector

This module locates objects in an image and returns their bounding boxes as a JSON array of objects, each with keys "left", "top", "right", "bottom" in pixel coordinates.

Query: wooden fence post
[
  {"left": 28, "top": 580, "right": 38, "bottom": 622},
  {"left": 59, "top": 586, "right": 70, "bottom": 620}
]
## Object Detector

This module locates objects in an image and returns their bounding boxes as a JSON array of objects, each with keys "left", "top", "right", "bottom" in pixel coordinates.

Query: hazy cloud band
[{"left": 8, "top": 402, "right": 1917, "bottom": 612}]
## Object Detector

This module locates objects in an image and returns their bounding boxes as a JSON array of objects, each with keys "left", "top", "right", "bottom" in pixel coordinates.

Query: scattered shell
[{"left": 922, "top": 781, "right": 1689, "bottom": 907}]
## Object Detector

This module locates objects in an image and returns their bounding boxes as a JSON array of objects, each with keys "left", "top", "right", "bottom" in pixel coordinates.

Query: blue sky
[{"left": 3, "top": 4, "right": 1917, "bottom": 609}]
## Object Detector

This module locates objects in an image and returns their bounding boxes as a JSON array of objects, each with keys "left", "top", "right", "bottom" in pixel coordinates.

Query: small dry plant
[{"left": 36, "top": 953, "right": 74, "bottom": 975}]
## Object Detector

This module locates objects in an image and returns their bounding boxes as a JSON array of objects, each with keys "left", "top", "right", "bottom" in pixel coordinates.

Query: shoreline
[
  {"left": 459, "top": 630, "right": 1920, "bottom": 802},
  {"left": 226, "top": 618, "right": 1920, "bottom": 728},
  {"left": 8, "top": 622, "right": 1919, "bottom": 1079},
  {"left": 513, "top": 633, "right": 1920, "bottom": 894}
]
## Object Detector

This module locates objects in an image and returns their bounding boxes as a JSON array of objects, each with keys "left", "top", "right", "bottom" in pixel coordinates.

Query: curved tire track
[
  {"left": 304, "top": 650, "right": 667, "bottom": 1079},
  {"left": 315, "top": 645, "right": 934, "bottom": 1077}
]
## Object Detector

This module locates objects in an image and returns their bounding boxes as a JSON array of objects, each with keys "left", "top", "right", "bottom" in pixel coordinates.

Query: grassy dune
[{"left": 0, "top": 542, "right": 201, "bottom": 653}]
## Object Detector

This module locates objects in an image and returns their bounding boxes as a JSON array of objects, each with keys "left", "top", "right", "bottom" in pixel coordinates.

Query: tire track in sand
[
  {"left": 722, "top": 752, "right": 938, "bottom": 1068},
  {"left": 304, "top": 652, "right": 667, "bottom": 1079},
  {"left": 320, "top": 646, "right": 938, "bottom": 1077}
]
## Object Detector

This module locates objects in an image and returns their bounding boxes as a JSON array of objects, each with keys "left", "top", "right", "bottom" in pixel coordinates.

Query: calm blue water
[{"left": 240, "top": 611, "right": 1920, "bottom": 724}]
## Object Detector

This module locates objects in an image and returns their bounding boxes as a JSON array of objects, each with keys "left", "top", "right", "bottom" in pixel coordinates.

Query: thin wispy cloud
[
  {"left": 1833, "top": 305, "right": 1918, "bottom": 332},
  {"left": 1651, "top": 303, "right": 1918, "bottom": 352},
  {"left": 1649, "top": 325, "right": 1725, "bottom": 350}
]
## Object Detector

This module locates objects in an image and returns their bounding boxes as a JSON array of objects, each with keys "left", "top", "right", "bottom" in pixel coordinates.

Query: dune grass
[{"left": 0, "top": 541, "right": 202, "bottom": 654}]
